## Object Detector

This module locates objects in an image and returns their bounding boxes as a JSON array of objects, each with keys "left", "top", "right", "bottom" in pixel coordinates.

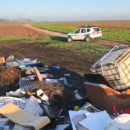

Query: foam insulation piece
[
  {"left": 0, "top": 103, "right": 51, "bottom": 130},
  {"left": 13, "top": 96, "right": 43, "bottom": 130}
]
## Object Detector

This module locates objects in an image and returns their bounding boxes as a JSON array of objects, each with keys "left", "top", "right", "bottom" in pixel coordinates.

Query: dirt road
[
  {"left": 23, "top": 24, "right": 127, "bottom": 47},
  {"left": 23, "top": 24, "right": 66, "bottom": 37}
]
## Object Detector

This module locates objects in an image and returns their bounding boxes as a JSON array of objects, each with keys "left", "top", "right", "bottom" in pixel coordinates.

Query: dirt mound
[{"left": 0, "top": 24, "right": 44, "bottom": 37}]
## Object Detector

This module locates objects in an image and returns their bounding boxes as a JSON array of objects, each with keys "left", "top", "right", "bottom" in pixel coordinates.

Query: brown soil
[
  {"left": 0, "top": 42, "right": 98, "bottom": 75},
  {"left": 0, "top": 24, "right": 44, "bottom": 37},
  {"left": 23, "top": 24, "right": 66, "bottom": 37},
  {"left": 55, "top": 20, "right": 130, "bottom": 29}
]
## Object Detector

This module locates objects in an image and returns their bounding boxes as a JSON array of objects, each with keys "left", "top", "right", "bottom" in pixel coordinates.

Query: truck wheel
[
  {"left": 68, "top": 37, "right": 73, "bottom": 42},
  {"left": 85, "top": 37, "right": 91, "bottom": 42}
]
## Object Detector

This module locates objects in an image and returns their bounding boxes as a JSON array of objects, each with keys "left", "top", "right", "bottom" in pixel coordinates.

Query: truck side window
[
  {"left": 87, "top": 29, "right": 90, "bottom": 32},
  {"left": 81, "top": 29, "right": 86, "bottom": 33},
  {"left": 75, "top": 29, "right": 80, "bottom": 33}
]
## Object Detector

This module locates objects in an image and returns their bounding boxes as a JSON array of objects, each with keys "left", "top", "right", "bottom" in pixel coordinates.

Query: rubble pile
[{"left": 0, "top": 46, "right": 130, "bottom": 130}]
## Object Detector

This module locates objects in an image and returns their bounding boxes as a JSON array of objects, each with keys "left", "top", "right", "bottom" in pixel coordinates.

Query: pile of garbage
[
  {"left": 0, "top": 55, "right": 89, "bottom": 130},
  {"left": 0, "top": 45, "right": 130, "bottom": 130}
]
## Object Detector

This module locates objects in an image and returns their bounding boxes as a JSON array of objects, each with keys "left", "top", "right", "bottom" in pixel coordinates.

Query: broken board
[
  {"left": 13, "top": 96, "right": 43, "bottom": 130},
  {"left": 0, "top": 103, "right": 50, "bottom": 130}
]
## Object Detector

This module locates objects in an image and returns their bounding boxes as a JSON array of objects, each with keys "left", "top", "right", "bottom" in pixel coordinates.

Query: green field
[
  {"left": 34, "top": 23, "right": 130, "bottom": 43},
  {"left": 48, "top": 37, "right": 110, "bottom": 56},
  {"left": 102, "top": 28, "right": 130, "bottom": 42},
  {"left": 34, "top": 23, "right": 76, "bottom": 33},
  {"left": 0, "top": 36, "right": 110, "bottom": 57},
  {"left": 0, "top": 36, "right": 33, "bottom": 41}
]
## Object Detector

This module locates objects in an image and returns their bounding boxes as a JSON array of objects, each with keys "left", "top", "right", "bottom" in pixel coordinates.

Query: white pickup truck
[{"left": 67, "top": 25, "right": 102, "bottom": 42}]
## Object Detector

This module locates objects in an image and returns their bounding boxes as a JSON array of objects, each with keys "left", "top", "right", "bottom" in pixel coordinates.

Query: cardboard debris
[
  {"left": 72, "top": 114, "right": 88, "bottom": 130},
  {"left": 0, "top": 103, "right": 50, "bottom": 130},
  {"left": 79, "top": 111, "right": 111, "bottom": 130},
  {"left": 69, "top": 110, "right": 88, "bottom": 130},
  {"left": 69, "top": 109, "right": 113, "bottom": 130},
  {"left": 13, "top": 96, "right": 43, "bottom": 130},
  {"left": 105, "top": 114, "right": 130, "bottom": 130}
]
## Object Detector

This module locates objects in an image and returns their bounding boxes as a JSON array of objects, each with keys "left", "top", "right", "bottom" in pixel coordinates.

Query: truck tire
[
  {"left": 68, "top": 37, "right": 73, "bottom": 42},
  {"left": 85, "top": 37, "right": 91, "bottom": 42}
]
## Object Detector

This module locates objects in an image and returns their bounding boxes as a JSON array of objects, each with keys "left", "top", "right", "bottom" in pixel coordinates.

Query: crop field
[
  {"left": 56, "top": 20, "right": 130, "bottom": 29},
  {"left": 34, "top": 22, "right": 130, "bottom": 43},
  {"left": 0, "top": 24, "right": 44, "bottom": 37},
  {"left": 102, "top": 28, "right": 130, "bottom": 42},
  {"left": 33, "top": 23, "right": 76, "bottom": 33}
]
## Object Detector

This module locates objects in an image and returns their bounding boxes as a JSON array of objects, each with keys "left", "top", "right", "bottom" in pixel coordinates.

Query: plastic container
[{"left": 91, "top": 47, "right": 130, "bottom": 91}]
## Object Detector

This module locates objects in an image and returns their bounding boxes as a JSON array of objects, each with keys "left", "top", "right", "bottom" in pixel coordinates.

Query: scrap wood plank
[
  {"left": 13, "top": 96, "right": 44, "bottom": 130},
  {"left": 0, "top": 103, "right": 50, "bottom": 130},
  {"left": 33, "top": 67, "right": 43, "bottom": 81}
]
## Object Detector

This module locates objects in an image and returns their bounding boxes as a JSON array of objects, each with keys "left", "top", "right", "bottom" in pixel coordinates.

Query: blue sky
[{"left": 0, "top": 0, "right": 130, "bottom": 21}]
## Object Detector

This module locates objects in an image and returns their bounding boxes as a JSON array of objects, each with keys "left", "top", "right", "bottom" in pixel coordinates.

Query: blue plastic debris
[{"left": 52, "top": 66, "right": 61, "bottom": 71}]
